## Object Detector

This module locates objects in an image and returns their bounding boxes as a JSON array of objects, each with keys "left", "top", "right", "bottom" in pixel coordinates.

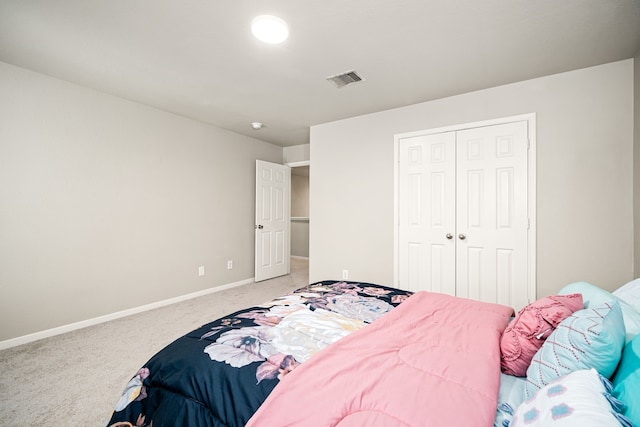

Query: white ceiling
[{"left": 1, "top": 0, "right": 639, "bottom": 147}]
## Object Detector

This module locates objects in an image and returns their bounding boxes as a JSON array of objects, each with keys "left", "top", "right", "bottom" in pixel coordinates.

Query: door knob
[
  {"left": 446, "top": 233, "right": 453, "bottom": 240},
  {"left": 255, "top": 224, "right": 264, "bottom": 229},
  {"left": 458, "top": 234, "right": 466, "bottom": 240}
]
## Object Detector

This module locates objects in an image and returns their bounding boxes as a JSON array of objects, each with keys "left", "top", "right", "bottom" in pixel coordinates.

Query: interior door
[
  {"left": 255, "top": 160, "right": 290, "bottom": 282},
  {"left": 455, "top": 121, "right": 529, "bottom": 309},
  {"left": 398, "top": 132, "right": 457, "bottom": 295}
]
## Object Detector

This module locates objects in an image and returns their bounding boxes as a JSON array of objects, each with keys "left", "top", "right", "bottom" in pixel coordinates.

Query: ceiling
[{"left": 1, "top": 1, "right": 639, "bottom": 147}]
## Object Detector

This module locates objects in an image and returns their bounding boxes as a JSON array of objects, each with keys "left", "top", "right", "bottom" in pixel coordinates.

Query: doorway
[{"left": 289, "top": 163, "right": 310, "bottom": 260}]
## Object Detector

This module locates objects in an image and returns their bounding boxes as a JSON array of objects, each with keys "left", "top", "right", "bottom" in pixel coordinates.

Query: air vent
[{"left": 326, "top": 70, "right": 365, "bottom": 88}]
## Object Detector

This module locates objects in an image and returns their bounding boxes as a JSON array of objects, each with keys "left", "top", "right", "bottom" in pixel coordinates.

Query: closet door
[
  {"left": 455, "top": 121, "right": 529, "bottom": 309},
  {"left": 396, "top": 120, "right": 530, "bottom": 309},
  {"left": 398, "top": 132, "right": 456, "bottom": 295}
]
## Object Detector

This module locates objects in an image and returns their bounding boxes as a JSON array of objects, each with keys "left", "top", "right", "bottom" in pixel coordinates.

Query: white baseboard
[
  {"left": 0, "top": 277, "right": 255, "bottom": 350},
  {"left": 291, "top": 255, "right": 309, "bottom": 260}
]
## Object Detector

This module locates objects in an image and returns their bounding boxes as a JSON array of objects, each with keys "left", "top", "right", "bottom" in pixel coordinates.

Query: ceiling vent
[{"left": 326, "top": 70, "right": 365, "bottom": 88}]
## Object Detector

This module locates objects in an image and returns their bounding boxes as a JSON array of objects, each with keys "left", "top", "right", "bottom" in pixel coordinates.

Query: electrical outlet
[
  {"left": 198, "top": 266, "right": 205, "bottom": 277},
  {"left": 342, "top": 269, "right": 349, "bottom": 280},
  {"left": 227, "top": 260, "right": 233, "bottom": 270}
]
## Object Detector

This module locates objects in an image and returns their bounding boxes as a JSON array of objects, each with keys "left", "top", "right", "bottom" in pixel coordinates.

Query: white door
[
  {"left": 255, "top": 160, "right": 290, "bottom": 282},
  {"left": 398, "top": 131, "right": 457, "bottom": 296},
  {"left": 397, "top": 119, "right": 531, "bottom": 310},
  {"left": 455, "top": 121, "right": 529, "bottom": 309}
]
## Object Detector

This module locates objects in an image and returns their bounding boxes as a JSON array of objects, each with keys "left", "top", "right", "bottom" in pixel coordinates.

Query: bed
[{"left": 107, "top": 279, "right": 640, "bottom": 427}]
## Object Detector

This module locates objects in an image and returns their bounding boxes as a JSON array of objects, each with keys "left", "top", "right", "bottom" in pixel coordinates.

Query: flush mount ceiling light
[
  {"left": 251, "top": 122, "right": 263, "bottom": 130},
  {"left": 251, "top": 15, "right": 289, "bottom": 44}
]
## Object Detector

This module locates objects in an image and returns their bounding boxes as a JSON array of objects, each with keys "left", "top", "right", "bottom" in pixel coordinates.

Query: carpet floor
[{"left": 0, "top": 258, "right": 309, "bottom": 426}]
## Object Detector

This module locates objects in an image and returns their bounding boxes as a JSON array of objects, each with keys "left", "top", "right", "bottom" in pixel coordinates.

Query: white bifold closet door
[{"left": 398, "top": 120, "right": 529, "bottom": 309}]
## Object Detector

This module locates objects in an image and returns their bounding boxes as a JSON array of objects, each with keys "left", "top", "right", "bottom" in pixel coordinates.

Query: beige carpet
[{"left": 0, "top": 258, "right": 309, "bottom": 426}]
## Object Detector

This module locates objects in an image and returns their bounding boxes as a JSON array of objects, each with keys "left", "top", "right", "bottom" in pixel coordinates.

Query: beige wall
[
  {"left": 283, "top": 144, "right": 310, "bottom": 164},
  {"left": 310, "top": 60, "right": 635, "bottom": 299},
  {"left": 291, "top": 174, "right": 310, "bottom": 257},
  {"left": 635, "top": 53, "right": 640, "bottom": 277},
  {"left": 291, "top": 174, "right": 310, "bottom": 217},
  {"left": 0, "top": 62, "right": 282, "bottom": 342},
  {"left": 291, "top": 220, "right": 310, "bottom": 258}
]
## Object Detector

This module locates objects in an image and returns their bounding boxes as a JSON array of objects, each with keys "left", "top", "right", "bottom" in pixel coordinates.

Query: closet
[{"left": 395, "top": 116, "right": 535, "bottom": 310}]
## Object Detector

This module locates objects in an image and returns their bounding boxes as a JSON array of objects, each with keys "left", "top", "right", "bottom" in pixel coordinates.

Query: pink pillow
[{"left": 500, "top": 293, "right": 583, "bottom": 376}]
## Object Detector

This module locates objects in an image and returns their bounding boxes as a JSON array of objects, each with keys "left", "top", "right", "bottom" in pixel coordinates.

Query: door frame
[
  {"left": 393, "top": 113, "right": 537, "bottom": 304},
  {"left": 287, "top": 160, "right": 310, "bottom": 261},
  {"left": 286, "top": 160, "right": 310, "bottom": 168}
]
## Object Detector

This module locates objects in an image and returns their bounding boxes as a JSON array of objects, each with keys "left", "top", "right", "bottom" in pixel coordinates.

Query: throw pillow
[
  {"left": 500, "top": 294, "right": 583, "bottom": 376},
  {"left": 512, "top": 369, "right": 629, "bottom": 427},
  {"left": 560, "top": 281, "right": 640, "bottom": 343},
  {"left": 612, "top": 334, "right": 640, "bottom": 426},
  {"left": 524, "top": 301, "right": 625, "bottom": 398}
]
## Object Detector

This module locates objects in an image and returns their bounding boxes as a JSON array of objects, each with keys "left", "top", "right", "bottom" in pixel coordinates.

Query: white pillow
[
  {"left": 511, "top": 369, "right": 625, "bottom": 426},
  {"left": 614, "top": 278, "right": 640, "bottom": 310}
]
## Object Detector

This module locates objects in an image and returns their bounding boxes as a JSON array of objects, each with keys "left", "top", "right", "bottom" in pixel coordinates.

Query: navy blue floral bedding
[{"left": 107, "top": 280, "right": 413, "bottom": 427}]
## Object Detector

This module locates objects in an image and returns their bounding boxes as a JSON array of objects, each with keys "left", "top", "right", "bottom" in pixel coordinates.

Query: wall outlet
[
  {"left": 342, "top": 269, "right": 349, "bottom": 280},
  {"left": 227, "top": 260, "right": 233, "bottom": 270},
  {"left": 198, "top": 266, "right": 205, "bottom": 277}
]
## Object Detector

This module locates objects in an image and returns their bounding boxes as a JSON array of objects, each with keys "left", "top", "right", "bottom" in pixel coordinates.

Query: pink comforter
[{"left": 247, "top": 291, "right": 514, "bottom": 427}]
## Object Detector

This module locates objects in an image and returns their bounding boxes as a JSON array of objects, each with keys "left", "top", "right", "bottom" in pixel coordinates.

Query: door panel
[
  {"left": 398, "top": 132, "right": 456, "bottom": 294},
  {"left": 255, "top": 160, "right": 290, "bottom": 282},
  {"left": 465, "top": 246, "right": 483, "bottom": 300},
  {"left": 455, "top": 121, "right": 528, "bottom": 309},
  {"left": 430, "top": 243, "right": 445, "bottom": 293}
]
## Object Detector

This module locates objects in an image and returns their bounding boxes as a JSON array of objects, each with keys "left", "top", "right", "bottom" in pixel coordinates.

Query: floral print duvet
[
  {"left": 247, "top": 291, "right": 515, "bottom": 427},
  {"left": 107, "top": 280, "right": 412, "bottom": 427}
]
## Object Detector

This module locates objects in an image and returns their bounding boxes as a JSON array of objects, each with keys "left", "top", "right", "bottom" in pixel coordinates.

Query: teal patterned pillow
[
  {"left": 525, "top": 302, "right": 625, "bottom": 398},
  {"left": 612, "top": 334, "right": 640, "bottom": 425},
  {"left": 559, "top": 281, "right": 640, "bottom": 343}
]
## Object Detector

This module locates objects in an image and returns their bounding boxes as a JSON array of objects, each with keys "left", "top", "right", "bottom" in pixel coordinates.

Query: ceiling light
[
  {"left": 251, "top": 15, "right": 289, "bottom": 44},
  {"left": 251, "top": 122, "right": 263, "bottom": 130}
]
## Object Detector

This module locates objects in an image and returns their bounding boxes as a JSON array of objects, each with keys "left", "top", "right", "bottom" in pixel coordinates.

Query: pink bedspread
[{"left": 247, "top": 291, "right": 514, "bottom": 427}]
